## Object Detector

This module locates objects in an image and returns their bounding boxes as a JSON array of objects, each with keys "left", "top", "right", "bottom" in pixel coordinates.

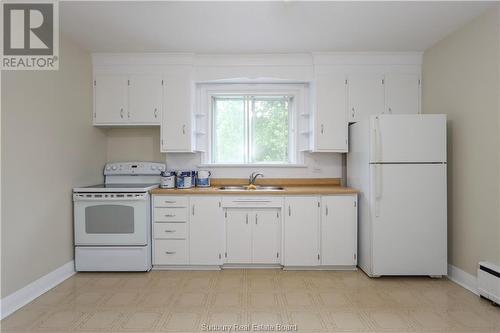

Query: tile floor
[{"left": 1, "top": 269, "right": 499, "bottom": 332}]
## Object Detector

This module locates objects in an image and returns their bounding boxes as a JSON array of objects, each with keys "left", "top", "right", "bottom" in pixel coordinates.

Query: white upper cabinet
[
  {"left": 94, "top": 73, "right": 162, "bottom": 125},
  {"left": 161, "top": 70, "right": 194, "bottom": 152},
  {"left": 252, "top": 209, "right": 281, "bottom": 264},
  {"left": 94, "top": 73, "right": 128, "bottom": 124},
  {"left": 313, "top": 72, "right": 348, "bottom": 152},
  {"left": 347, "top": 73, "right": 385, "bottom": 123},
  {"left": 321, "top": 195, "right": 358, "bottom": 266},
  {"left": 128, "top": 74, "right": 162, "bottom": 124},
  {"left": 283, "top": 197, "right": 320, "bottom": 266},
  {"left": 189, "top": 196, "right": 224, "bottom": 265},
  {"left": 384, "top": 73, "right": 421, "bottom": 115}
]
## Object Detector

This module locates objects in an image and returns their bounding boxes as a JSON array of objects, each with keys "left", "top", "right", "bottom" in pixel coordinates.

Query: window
[{"left": 211, "top": 95, "right": 292, "bottom": 164}]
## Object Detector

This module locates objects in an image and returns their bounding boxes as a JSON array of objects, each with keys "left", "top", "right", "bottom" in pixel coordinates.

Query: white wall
[
  {"left": 165, "top": 152, "right": 342, "bottom": 178},
  {"left": 106, "top": 127, "right": 165, "bottom": 162},
  {"left": 422, "top": 7, "right": 500, "bottom": 274},
  {"left": 1, "top": 34, "right": 107, "bottom": 298},
  {"left": 103, "top": 128, "right": 343, "bottom": 178}
]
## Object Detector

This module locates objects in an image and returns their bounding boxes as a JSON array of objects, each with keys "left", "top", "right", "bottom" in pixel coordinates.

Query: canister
[
  {"left": 196, "top": 170, "right": 211, "bottom": 187},
  {"left": 160, "top": 171, "right": 175, "bottom": 188},
  {"left": 175, "top": 170, "right": 193, "bottom": 189}
]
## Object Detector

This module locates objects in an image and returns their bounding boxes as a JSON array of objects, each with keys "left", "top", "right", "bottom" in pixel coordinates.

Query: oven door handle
[{"left": 73, "top": 193, "right": 149, "bottom": 201}]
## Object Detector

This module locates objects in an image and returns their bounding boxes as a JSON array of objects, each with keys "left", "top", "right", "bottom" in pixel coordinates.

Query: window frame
[{"left": 198, "top": 83, "right": 305, "bottom": 166}]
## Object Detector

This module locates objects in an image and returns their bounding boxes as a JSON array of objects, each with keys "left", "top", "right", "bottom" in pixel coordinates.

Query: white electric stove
[{"left": 73, "top": 162, "right": 165, "bottom": 272}]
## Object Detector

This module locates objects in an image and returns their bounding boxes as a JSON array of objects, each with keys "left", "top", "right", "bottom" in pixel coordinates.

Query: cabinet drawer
[
  {"left": 154, "top": 223, "right": 187, "bottom": 239},
  {"left": 154, "top": 240, "right": 188, "bottom": 265},
  {"left": 154, "top": 196, "right": 188, "bottom": 208},
  {"left": 154, "top": 207, "right": 188, "bottom": 222},
  {"left": 222, "top": 196, "right": 283, "bottom": 208}
]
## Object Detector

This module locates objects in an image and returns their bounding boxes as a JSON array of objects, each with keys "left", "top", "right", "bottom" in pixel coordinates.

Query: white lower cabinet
[
  {"left": 189, "top": 196, "right": 224, "bottom": 265},
  {"left": 225, "top": 210, "right": 252, "bottom": 263},
  {"left": 321, "top": 195, "right": 358, "bottom": 266},
  {"left": 252, "top": 210, "right": 281, "bottom": 264},
  {"left": 225, "top": 209, "right": 281, "bottom": 264},
  {"left": 152, "top": 194, "right": 357, "bottom": 269},
  {"left": 152, "top": 196, "right": 189, "bottom": 266},
  {"left": 283, "top": 197, "right": 320, "bottom": 266},
  {"left": 154, "top": 240, "right": 188, "bottom": 264}
]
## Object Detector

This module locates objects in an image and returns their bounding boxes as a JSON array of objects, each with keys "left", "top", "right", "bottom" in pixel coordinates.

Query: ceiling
[{"left": 60, "top": 1, "right": 496, "bottom": 54}]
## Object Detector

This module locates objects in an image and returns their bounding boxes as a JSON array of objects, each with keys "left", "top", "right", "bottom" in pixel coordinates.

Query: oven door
[{"left": 73, "top": 192, "right": 149, "bottom": 246}]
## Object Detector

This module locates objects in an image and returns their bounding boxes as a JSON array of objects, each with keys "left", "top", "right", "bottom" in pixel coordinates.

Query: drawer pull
[
  {"left": 165, "top": 251, "right": 177, "bottom": 255},
  {"left": 164, "top": 214, "right": 176, "bottom": 217},
  {"left": 164, "top": 230, "right": 175, "bottom": 233},
  {"left": 164, "top": 200, "right": 176, "bottom": 203}
]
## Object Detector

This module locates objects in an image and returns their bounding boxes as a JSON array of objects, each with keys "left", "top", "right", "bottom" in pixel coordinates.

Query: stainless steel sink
[
  {"left": 217, "top": 185, "right": 284, "bottom": 191},
  {"left": 217, "top": 186, "right": 247, "bottom": 191},
  {"left": 255, "top": 186, "right": 285, "bottom": 191}
]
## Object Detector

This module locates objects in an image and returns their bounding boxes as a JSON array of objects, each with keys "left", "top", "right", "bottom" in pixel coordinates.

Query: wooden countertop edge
[{"left": 151, "top": 185, "right": 358, "bottom": 195}]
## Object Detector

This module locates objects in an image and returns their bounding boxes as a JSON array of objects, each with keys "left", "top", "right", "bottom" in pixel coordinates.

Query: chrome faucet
[{"left": 249, "top": 172, "right": 264, "bottom": 185}]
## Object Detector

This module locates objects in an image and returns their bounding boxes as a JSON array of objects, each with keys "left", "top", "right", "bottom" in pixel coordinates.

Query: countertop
[{"left": 151, "top": 178, "right": 358, "bottom": 195}]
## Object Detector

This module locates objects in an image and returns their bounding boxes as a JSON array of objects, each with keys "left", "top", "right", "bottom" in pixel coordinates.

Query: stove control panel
[{"left": 104, "top": 162, "right": 166, "bottom": 175}]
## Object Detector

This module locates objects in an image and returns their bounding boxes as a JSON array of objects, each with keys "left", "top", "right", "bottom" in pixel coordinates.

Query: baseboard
[
  {"left": 447, "top": 264, "right": 478, "bottom": 295},
  {"left": 0, "top": 260, "right": 75, "bottom": 320}
]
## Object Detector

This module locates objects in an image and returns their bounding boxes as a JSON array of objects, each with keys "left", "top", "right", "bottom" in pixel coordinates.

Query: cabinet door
[
  {"left": 348, "top": 73, "right": 385, "bottom": 122},
  {"left": 225, "top": 209, "right": 251, "bottom": 263},
  {"left": 283, "top": 197, "right": 320, "bottom": 266},
  {"left": 321, "top": 195, "right": 358, "bottom": 266},
  {"left": 252, "top": 210, "right": 281, "bottom": 264},
  {"left": 129, "top": 74, "right": 162, "bottom": 124},
  {"left": 190, "top": 197, "right": 224, "bottom": 265},
  {"left": 162, "top": 77, "right": 193, "bottom": 152},
  {"left": 385, "top": 73, "right": 420, "bottom": 115},
  {"left": 94, "top": 74, "right": 128, "bottom": 124},
  {"left": 315, "top": 73, "right": 348, "bottom": 152}
]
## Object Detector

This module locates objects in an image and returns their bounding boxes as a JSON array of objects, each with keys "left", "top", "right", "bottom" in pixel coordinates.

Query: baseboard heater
[{"left": 478, "top": 261, "right": 500, "bottom": 305}]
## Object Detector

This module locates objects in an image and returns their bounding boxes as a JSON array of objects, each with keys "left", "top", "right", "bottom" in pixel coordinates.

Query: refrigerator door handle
[
  {"left": 374, "top": 164, "right": 382, "bottom": 217},
  {"left": 373, "top": 116, "right": 382, "bottom": 162}
]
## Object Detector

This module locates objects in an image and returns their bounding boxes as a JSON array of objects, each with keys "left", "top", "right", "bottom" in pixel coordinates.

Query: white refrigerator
[{"left": 347, "top": 114, "right": 447, "bottom": 277}]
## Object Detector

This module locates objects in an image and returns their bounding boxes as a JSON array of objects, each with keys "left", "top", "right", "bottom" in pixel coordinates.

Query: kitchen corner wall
[
  {"left": 422, "top": 7, "right": 500, "bottom": 275},
  {"left": 1, "top": 34, "right": 107, "bottom": 298},
  {"left": 105, "top": 127, "right": 165, "bottom": 162}
]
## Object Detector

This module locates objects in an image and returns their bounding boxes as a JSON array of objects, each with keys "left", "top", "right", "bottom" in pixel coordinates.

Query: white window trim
[{"left": 197, "top": 83, "right": 306, "bottom": 166}]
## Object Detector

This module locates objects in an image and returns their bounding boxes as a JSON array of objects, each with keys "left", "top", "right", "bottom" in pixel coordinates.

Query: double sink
[
  {"left": 216, "top": 173, "right": 284, "bottom": 191},
  {"left": 217, "top": 185, "right": 284, "bottom": 191}
]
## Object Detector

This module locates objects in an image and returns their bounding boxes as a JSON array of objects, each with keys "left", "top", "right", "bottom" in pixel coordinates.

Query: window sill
[{"left": 198, "top": 164, "right": 307, "bottom": 168}]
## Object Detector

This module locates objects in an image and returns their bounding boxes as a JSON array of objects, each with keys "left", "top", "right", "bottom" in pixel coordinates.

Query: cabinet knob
[
  {"left": 182, "top": 125, "right": 186, "bottom": 135},
  {"left": 321, "top": 124, "right": 324, "bottom": 134},
  {"left": 120, "top": 108, "right": 124, "bottom": 118},
  {"left": 154, "top": 108, "right": 158, "bottom": 118}
]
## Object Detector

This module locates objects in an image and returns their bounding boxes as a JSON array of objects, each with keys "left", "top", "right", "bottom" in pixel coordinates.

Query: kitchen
[{"left": 1, "top": 1, "right": 500, "bottom": 332}]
